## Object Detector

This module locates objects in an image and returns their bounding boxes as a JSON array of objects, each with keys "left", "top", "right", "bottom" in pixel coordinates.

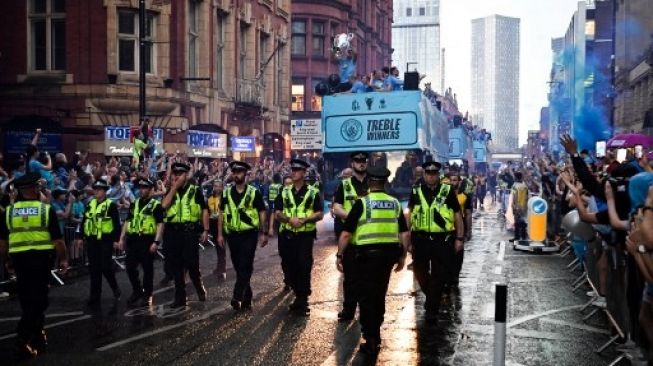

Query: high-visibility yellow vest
[
  {"left": 6, "top": 201, "right": 54, "bottom": 253},
  {"left": 410, "top": 184, "right": 455, "bottom": 233},
  {"left": 268, "top": 183, "right": 282, "bottom": 201},
  {"left": 342, "top": 177, "right": 368, "bottom": 214},
  {"left": 280, "top": 185, "right": 319, "bottom": 233},
  {"left": 223, "top": 185, "right": 260, "bottom": 234},
  {"left": 127, "top": 198, "right": 160, "bottom": 235},
  {"left": 84, "top": 198, "right": 114, "bottom": 239},
  {"left": 165, "top": 185, "right": 201, "bottom": 223},
  {"left": 352, "top": 192, "right": 401, "bottom": 246}
]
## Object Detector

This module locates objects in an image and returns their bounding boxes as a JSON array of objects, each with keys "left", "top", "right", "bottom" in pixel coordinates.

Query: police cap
[
  {"left": 422, "top": 161, "right": 442, "bottom": 173},
  {"left": 350, "top": 151, "right": 369, "bottom": 161},
  {"left": 12, "top": 172, "right": 41, "bottom": 189},
  {"left": 171, "top": 162, "right": 191, "bottom": 174},
  {"left": 367, "top": 165, "right": 391, "bottom": 181},
  {"left": 92, "top": 178, "right": 110, "bottom": 190},
  {"left": 137, "top": 178, "right": 155, "bottom": 188},
  {"left": 52, "top": 188, "right": 68, "bottom": 197},
  {"left": 229, "top": 161, "right": 251, "bottom": 172},
  {"left": 290, "top": 159, "right": 310, "bottom": 170}
]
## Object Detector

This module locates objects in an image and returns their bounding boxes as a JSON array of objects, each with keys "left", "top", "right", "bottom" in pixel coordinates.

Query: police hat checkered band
[
  {"left": 12, "top": 172, "right": 41, "bottom": 188},
  {"left": 138, "top": 179, "right": 154, "bottom": 188},
  {"left": 422, "top": 162, "right": 441, "bottom": 171},
  {"left": 350, "top": 152, "right": 369, "bottom": 160},
  {"left": 172, "top": 163, "right": 191, "bottom": 173},
  {"left": 290, "top": 159, "right": 309, "bottom": 169},
  {"left": 92, "top": 179, "right": 110, "bottom": 189},
  {"left": 229, "top": 161, "right": 251, "bottom": 171}
]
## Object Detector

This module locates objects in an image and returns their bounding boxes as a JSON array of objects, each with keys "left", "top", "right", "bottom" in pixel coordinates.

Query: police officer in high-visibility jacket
[
  {"left": 83, "top": 178, "right": 122, "bottom": 308},
  {"left": 118, "top": 178, "right": 165, "bottom": 307},
  {"left": 332, "top": 151, "right": 369, "bottom": 321},
  {"left": 408, "top": 162, "right": 464, "bottom": 323},
  {"left": 161, "top": 162, "right": 210, "bottom": 308},
  {"left": 0, "top": 173, "right": 68, "bottom": 359},
  {"left": 216, "top": 161, "right": 268, "bottom": 311},
  {"left": 274, "top": 159, "right": 323, "bottom": 315},
  {"left": 336, "top": 166, "right": 409, "bottom": 356}
]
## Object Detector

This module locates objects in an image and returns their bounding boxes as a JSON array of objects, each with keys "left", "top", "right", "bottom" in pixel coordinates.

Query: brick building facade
[
  {"left": 290, "top": 0, "right": 393, "bottom": 122},
  {"left": 0, "top": 0, "right": 291, "bottom": 157}
]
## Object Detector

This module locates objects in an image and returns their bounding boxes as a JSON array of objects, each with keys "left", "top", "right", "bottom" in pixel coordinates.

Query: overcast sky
[{"left": 439, "top": 0, "right": 581, "bottom": 145}]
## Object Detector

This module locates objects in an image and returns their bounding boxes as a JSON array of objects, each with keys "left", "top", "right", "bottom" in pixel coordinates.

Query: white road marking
[
  {"left": 96, "top": 303, "right": 230, "bottom": 351},
  {"left": 539, "top": 317, "right": 611, "bottom": 335},
  {"left": 507, "top": 305, "right": 583, "bottom": 328},
  {"left": 0, "top": 315, "right": 92, "bottom": 341},
  {"left": 497, "top": 241, "right": 506, "bottom": 261},
  {"left": 0, "top": 311, "right": 84, "bottom": 322}
]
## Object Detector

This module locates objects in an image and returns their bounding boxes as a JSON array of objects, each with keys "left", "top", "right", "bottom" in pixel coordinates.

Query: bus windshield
[{"left": 321, "top": 150, "right": 430, "bottom": 203}]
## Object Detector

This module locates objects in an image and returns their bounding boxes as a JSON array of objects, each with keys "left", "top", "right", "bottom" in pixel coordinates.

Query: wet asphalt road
[{"left": 0, "top": 204, "right": 621, "bottom": 365}]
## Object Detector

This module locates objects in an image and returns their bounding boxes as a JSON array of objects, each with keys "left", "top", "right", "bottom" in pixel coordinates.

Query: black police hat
[
  {"left": 290, "top": 159, "right": 310, "bottom": 170},
  {"left": 12, "top": 172, "right": 41, "bottom": 189},
  {"left": 229, "top": 161, "right": 251, "bottom": 171},
  {"left": 350, "top": 151, "right": 369, "bottom": 160},
  {"left": 52, "top": 188, "right": 68, "bottom": 197},
  {"left": 422, "top": 161, "right": 442, "bottom": 172},
  {"left": 171, "top": 162, "right": 191, "bottom": 174},
  {"left": 92, "top": 179, "right": 110, "bottom": 190},
  {"left": 367, "top": 165, "right": 391, "bottom": 181},
  {"left": 137, "top": 178, "right": 155, "bottom": 188}
]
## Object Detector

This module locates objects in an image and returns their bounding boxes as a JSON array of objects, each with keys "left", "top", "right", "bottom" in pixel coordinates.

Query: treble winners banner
[
  {"left": 321, "top": 91, "right": 422, "bottom": 153},
  {"left": 186, "top": 130, "right": 228, "bottom": 158}
]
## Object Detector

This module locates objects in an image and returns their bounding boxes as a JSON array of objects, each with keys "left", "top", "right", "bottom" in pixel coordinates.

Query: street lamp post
[{"left": 139, "top": 0, "right": 146, "bottom": 124}]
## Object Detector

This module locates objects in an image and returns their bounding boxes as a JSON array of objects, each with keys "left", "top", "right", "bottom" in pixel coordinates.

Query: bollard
[{"left": 494, "top": 284, "right": 507, "bottom": 366}]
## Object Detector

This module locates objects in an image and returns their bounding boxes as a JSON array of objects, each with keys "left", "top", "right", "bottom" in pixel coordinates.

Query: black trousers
[
  {"left": 87, "top": 238, "right": 119, "bottom": 301},
  {"left": 164, "top": 225, "right": 204, "bottom": 302},
  {"left": 279, "top": 231, "right": 314, "bottom": 299},
  {"left": 126, "top": 235, "right": 155, "bottom": 296},
  {"left": 342, "top": 245, "right": 359, "bottom": 312},
  {"left": 411, "top": 233, "right": 455, "bottom": 313},
  {"left": 514, "top": 215, "right": 527, "bottom": 240},
  {"left": 226, "top": 231, "right": 258, "bottom": 302},
  {"left": 11, "top": 250, "right": 54, "bottom": 344},
  {"left": 354, "top": 245, "right": 401, "bottom": 341},
  {"left": 210, "top": 218, "right": 226, "bottom": 274}
]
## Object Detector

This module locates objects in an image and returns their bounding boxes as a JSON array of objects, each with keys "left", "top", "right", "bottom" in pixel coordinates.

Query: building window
[
  {"left": 260, "top": 32, "right": 268, "bottom": 77},
  {"left": 312, "top": 21, "right": 324, "bottom": 57},
  {"left": 29, "top": 0, "right": 66, "bottom": 71},
  {"left": 291, "top": 79, "right": 305, "bottom": 111},
  {"left": 188, "top": 0, "right": 200, "bottom": 77},
  {"left": 406, "top": 7, "right": 412, "bottom": 17},
  {"left": 118, "top": 10, "right": 155, "bottom": 74},
  {"left": 419, "top": 7, "right": 425, "bottom": 16},
  {"left": 291, "top": 20, "right": 306, "bottom": 56},
  {"left": 239, "top": 24, "right": 248, "bottom": 78},
  {"left": 215, "top": 12, "right": 225, "bottom": 90},
  {"left": 311, "top": 79, "right": 323, "bottom": 111},
  {"left": 275, "top": 42, "right": 284, "bottom": 106}
]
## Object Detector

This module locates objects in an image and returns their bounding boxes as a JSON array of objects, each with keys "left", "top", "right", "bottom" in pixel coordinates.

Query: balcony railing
[{"left": 236, "top": 79, "right": 264, "bottom": 107}]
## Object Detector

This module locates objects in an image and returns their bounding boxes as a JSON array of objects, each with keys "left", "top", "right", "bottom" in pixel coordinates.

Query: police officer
[
  {"left": 119, "top": 178, "right": 164, "bottom": 307},
  {"left": 0, "top": 173, "right": 68, "bottom": 358},
  {"left": 275, "top": 159, "right": 324, "bottom": 315},
  {"left": 408, "top": 162, "right": 464, "bottom": 323},
  {"left": 161, "top": 162, "right": 210, "bottom": 308},
  {"left": 332, "top": 151, "right": 369, "bottom": 321},
  {"left": 217, "top": 161, "right": 268, "bottom": 310},
  {"left": 83, "top": 178, "right": 122, "bottom": 308},
  {"left": 335, "top": 166, "right": 409, "bottom": 355}
]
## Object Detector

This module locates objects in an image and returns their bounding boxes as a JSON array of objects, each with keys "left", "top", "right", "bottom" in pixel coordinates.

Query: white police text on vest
[
  {"left": 370, "top": 201, "right": 396, "bottom": 210},
  {"left": 13, "top": 207, "right": 39, "bottom": 216}
]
